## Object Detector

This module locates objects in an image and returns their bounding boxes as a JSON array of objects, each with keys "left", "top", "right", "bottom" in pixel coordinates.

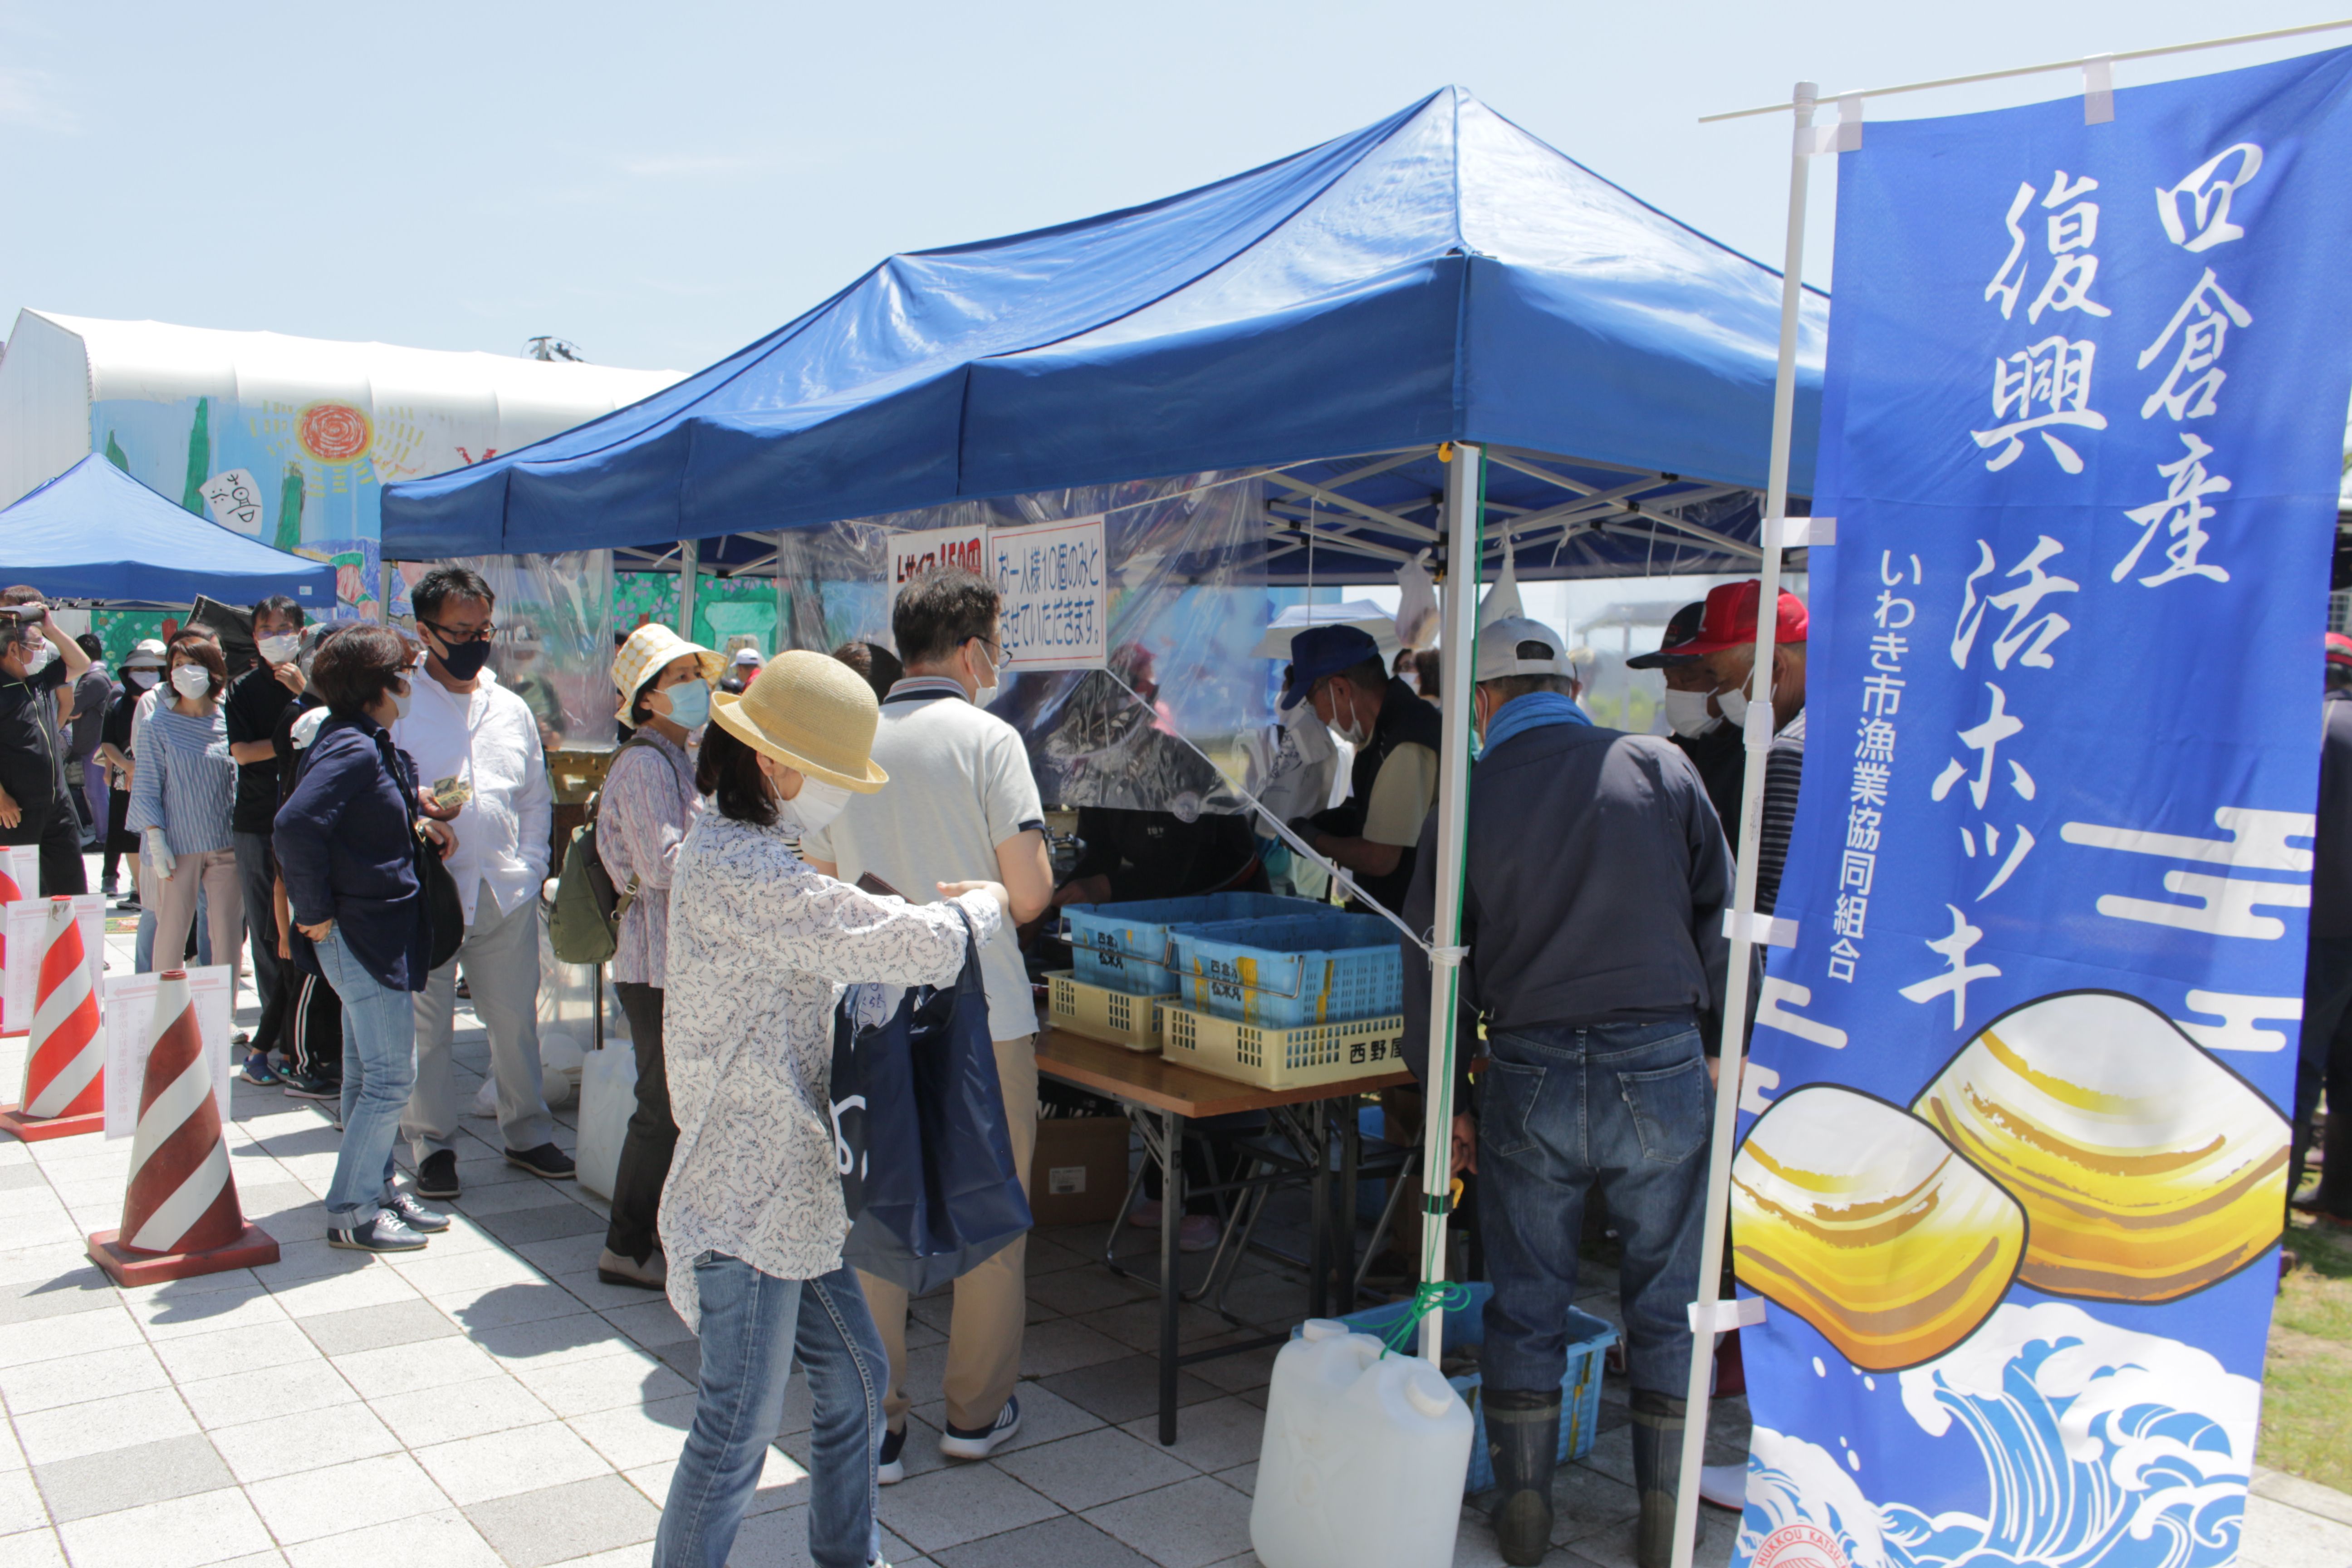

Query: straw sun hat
[
  {"left": 612, "top": 622, "right": 724, "bottom": 721},
  {"left": 710, "top": 650, "right": 889, "bottom": 793}
]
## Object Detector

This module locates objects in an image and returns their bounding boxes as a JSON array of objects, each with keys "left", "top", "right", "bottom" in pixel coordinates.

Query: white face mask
[
  {"left": 20, "top": 640, "right": 53, "bottom": 674},
  {"left": 387, "top": 681, "right": 413, "bottom": 722},
  {"left": 126, "top": 668, "right": 157, "bottom": 690},
  {"left": 171, "top": 663, "right": 212, "bottom": 699},
  {"left": 781, "top": 775, "right": 853, "bottom": 838},
  {"left": 257, "top": 632, "right": 300, "bottom": 665},
  {"left": 1326, "top": 685, "right": 1371, "bottom": 748},
  {"left": 1661, "top": 688, "right": 1721, "bottom": 739},
  {"left": 1716, "top": 675, "right": 1772, "bottom": 732},
  {"left": 970, "top": 642, "right": 1000, "bottom": 708},
  {"left": 1281, "top": 699, "right": 1336, "bottom": 765}
]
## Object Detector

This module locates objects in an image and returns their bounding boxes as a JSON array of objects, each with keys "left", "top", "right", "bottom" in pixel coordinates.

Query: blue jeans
[
  {"left": 657, "top": 1255, "right": 887, "bottom": 1568},
  {"left": 313, "top": 933, "right": 417, "bottom": 1230},
  {"left": 1476, "top": 1016, "right": 1710, "bottom": 1398}
]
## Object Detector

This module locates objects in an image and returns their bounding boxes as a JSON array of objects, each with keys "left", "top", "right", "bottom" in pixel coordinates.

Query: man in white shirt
[
  {"left": 802, "top": 567, "right": 1054, "bottom": 1475},
  {"left": 392, "top": 567, "right": 567, "bottom": 1200}
]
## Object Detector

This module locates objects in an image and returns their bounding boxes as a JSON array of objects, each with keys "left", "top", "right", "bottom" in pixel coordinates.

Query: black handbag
[{"left": 415, "top": 832, "right": 465, "bottom": 970}]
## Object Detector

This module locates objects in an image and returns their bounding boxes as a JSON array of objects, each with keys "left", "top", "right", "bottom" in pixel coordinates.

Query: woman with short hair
[
  {"left": 274, "top": 625, "right": 456, "bottom": 1254},
  {"left": 655, "top": 652, "right": 1009, "bottom": 1568},
  {"left": 128, "top": 637, "right": 244, "bottom": 991}
]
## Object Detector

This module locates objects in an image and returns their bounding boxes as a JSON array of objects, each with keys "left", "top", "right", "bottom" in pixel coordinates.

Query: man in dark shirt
[
  {"left": 98, "top": 641, "right": 162, "bottom": 901},
  {"left": 2293, "top": 632, "right": 2352, "bottom": 1225},
  {"left": 1633, "top": 602, "right": 1743, "bottom": 832},
  {"left": 225, "top": 595, "right": 308, "bottom": 1068},
  {"left": 65, "top": 635, "right": 112, "bottom": 848},
  {"left": 0, "top": 588, "right": 94, "bottom": 893},
  {"left": 1401, "top": 615, "right": 1731, "bottom": 1568},
  {"left": 1282, "top": 625, "right": 1441, "bottom": 916}
]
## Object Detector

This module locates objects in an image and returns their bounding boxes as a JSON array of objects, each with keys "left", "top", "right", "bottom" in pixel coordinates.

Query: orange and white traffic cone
[
  {"left": 0, "top": 851, "right": 28, "bottom": 1041},
  {"left": 87, "top": 970, "right": 278, "bottom": 1285},
  {"left": 0, "top": 897, "right": 105, "bottom": 1141}
]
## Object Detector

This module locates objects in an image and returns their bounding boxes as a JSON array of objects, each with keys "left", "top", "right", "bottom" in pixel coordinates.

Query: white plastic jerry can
[{"left": 1250, "top": 1320, "right": 1475, "bottom": 1568}]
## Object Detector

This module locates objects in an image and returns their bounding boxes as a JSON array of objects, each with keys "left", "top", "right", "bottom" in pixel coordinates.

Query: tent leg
[
  {"left": 1669, "top": 80, "right": 1819, "bottom": 1568},
  {"left": 678, "top": 538, "right": 699, "bottom": 639},
  {"left": 774, "top": 529, "right": 789, "bottom": 653},
  {"left": 1416, "top": 441, "right": 1485, "bottom": 1363}
]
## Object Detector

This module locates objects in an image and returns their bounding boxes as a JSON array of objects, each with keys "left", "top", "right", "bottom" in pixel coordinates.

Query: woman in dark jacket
[{"left": 274, "top": 625, "right": 457, "bottom": 1254}]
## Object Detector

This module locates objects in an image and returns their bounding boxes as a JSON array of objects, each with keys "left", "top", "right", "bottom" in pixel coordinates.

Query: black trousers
[
  {"left": 605, "top": 981, "right": 677, "bottom": 1264},
  {"left": 257, "top": 963, "right": 343, "bottom": 1078},
  {"left": 2295, "top": 935, "right": 2352, "bottom": 1217},
  {"left": 0, "top": 796, "right": 87, "bottom": 895},
  {"left": 103, "top": 787, "right": 134, "bottom": 886}
]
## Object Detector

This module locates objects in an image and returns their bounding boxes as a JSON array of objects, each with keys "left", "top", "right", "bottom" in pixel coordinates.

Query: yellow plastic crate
[
  {"left": 1161, "top": 1002, "right": 1408, "bottom": 1090},
  {"left": 1048, "top": 971, "right": 1173, "bottom": 1053}
]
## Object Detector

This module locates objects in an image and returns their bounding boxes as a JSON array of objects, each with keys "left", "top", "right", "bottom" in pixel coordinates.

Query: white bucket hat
[{"left": 612, "top": 623, "right": 723, "bottom": 720}]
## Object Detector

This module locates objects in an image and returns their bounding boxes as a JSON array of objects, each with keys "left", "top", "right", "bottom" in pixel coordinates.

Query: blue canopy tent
[
  {"left": 0, "top": 455, "right": 338, "bottom": 608},
  {"left": 381, "top": 86, "right": 1825, "bottom": 584}
]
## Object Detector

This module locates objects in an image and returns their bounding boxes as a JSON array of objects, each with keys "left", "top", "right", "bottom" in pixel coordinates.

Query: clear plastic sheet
[{"left": 402, "top": 551, "right": 616, "bottom": 752}]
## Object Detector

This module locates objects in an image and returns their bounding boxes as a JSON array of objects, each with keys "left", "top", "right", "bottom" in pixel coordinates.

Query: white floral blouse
[{"left": 657, "top": 810, "right": 1002, "bottom": 1330}]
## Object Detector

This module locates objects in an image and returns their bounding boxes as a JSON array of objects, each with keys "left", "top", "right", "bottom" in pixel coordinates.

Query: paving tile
[
  {"left": 151, "top": 1319, "right": 323, "bottom": 1383},
  {"left": 428, "top": 1280, "right": 589, "bottom": 1333},
  {"left": 53, "top": 1486, "right": 274, "bottom": 1568},
  {"left": 245, "top": 1451, "right": 451, "bottom": 1546},
  {"left": 621, "top": 1445, "right": 804, "bottom": 1513},
  {"left": 548, "top": 1268, "right": 664, "bottom": 1313},
  {"left": 1075, "top": 1299, "right": 1244, "bottom": 1354},
  {"left": 327, "top": 1335, "right": 508, "bottom": 1400},
  {"left": 124, "top": 1279, "right": 292, "bottom": 1340},
  {"left": 876, "top": 1460, "right": 1062, "bottom": 1553},
  {"left": 1214, "top": 1462, "right": 1256, "bottom": 1498},
  {"left": 506, "top": 1347, "right": 691, "bottom": 1416},
  {"left": 1016, "top": 1316, "right": 1138, "bottom": 1377},
  {"left": 280, "top": 1508, "right": 505, "bottom": 1568},
  {"left": 0, "top": 1266, "right": 116, "bottom": 1326},
  {"left": 13, "top": 1387, "right": 199, "bottom": 1465},
  {"left": 0, "top": 1427, "right": 18, "bottom": 1476},
  {"left": 461, "top": 1473, "right": 662, "bottom": 1568},
  {"left": 1187, "top": 1340, "right": 1279, "bottom": 1396},
  {"left": 0, "top": 1527, "right": 65, "bottom": 1568},
  {"left": 0, "top": 1475, "right": 40, "bottom": 1537},
  {"left": 1085, "top": 1475, "right": 1255, "bottom": 1568},
  {"left": 176, "top": 1360, "right": 358, "bottom": 1430},
  {"left": 465, "top": 1309, "right": 633, "bottom": 1367},
  {"left": 513, "top": 1234, "right": 607, "bottom": 1276},
  {"left": 598, "top": 1297, "right": 695, "bottom": 1350},
  {"left": 413, "top": 1420, "right": 614, "bottom": 1505},
  {"left": 932, "top": 1513, "right": 1156, "bottom": 1568},
  {"left": 1121, "top": 1395, "right": 1266, "bottom": 1474},
  {"left": 32, "top": 1433, "right": 234, "bottom": 1524},
  {"left": 366, "top": 1375, "right": 555, "bottom": 1449},
  {"left": 448, "top": 1181, "right": 586, "bottom": 1217},
  {"left": 262, "top": 1265, "right": 421, "bottom": 1319},
  {"left": 208, "top": 1401, "right": 404, "bottom": 1483},
  {"left": 472, "top": 1201, "right": 605, "bottom": 1247},
  {"left": 1548, "top": 1462, "right": 1643, "bottom": 1548},
  {"left": 564, "top": 1392, "right": 698, "bottom": 1471},
  {"left": 294, "top": 1297, "right": 465, "bottom": 1358},
  {"left": 995, "top": 1426, "right": 1200, "bottom": 1512},
  {"left": 394, "top": 1247, "right": 548, "bottom": 1296},
  {"left": 0, "top": 1243, "right": 95, "bottom": 1289},
  {"left": 1026, "top": 1265, "right": 1160, "bottom": 1318},
  {"left": 2239, "top": 1494, "right": 2352, "bottom": 1568},
  {"left": 0, "top": 1343, "right": 171, "bottom": 1415},
  {"left": 0, "top": 1303, "right": 142, "bottom": 1370},
  {"left": 1037, "top": 1353, "right": 1220, "bottom": 1426}
]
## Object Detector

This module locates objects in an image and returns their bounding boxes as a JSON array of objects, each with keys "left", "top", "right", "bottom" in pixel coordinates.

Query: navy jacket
[{"left": 274, "top": 713, "right": 432, "bottom": 992}]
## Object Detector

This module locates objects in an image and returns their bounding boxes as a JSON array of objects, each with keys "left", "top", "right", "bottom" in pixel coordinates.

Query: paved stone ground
[{"left": 1, "top": 885, "right": 2346, "bottom": 1567}]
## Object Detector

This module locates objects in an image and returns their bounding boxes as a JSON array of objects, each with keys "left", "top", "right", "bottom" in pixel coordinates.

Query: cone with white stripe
[
  {"left": 0, "top": 897, "right": 104, "bottom": 1141},
  {"left": 86, "top": 970, "right": 278, "bottom": 1284},
  {"left": 0, "top": 853, "right": 28, "bottom": 1041}
]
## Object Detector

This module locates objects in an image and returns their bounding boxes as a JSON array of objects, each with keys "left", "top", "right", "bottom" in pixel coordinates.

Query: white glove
[{"left": 143, "top": 827, "right": 176, "bottom": 880}]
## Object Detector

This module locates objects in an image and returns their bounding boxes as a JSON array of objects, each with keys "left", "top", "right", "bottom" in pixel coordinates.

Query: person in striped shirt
[{"left": 127, "top": 636, "right": 245, "bottom": 997}]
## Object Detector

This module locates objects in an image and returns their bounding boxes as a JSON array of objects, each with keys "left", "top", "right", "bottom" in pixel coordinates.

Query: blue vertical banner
[{"left": 1735, "top": 50, "right": 2352, "bottom": 1568}]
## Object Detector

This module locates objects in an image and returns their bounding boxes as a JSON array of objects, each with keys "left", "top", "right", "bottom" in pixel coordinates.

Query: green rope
[{"left": 1379, "top": 1281, "right": 1473, "bottom": 1358}]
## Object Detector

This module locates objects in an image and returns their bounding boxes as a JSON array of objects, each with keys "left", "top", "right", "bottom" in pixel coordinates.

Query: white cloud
[
  {"left": 0, "top": 67, "right": 76, "bottom": 132},
  {"left": 616, "top": 152, "right": 758, "bottom": 178}
]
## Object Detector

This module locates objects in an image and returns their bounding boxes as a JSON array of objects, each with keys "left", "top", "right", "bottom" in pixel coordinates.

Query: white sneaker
[
  {"left": 938, "top": 1396, "right": 1021, "bottom": 1460},
  {"left": 1699, "top": 1462, "right": 1747, "bottom": 1510}
]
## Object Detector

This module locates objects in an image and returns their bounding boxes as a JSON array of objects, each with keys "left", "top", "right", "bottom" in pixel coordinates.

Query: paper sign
[
  {"left": 4, "top": 894, "right": 107, "bottom": 1035},
  {"left": 888, "top": 525, "right": 989, "bottom": 587},
  {"left": 989, "top": 516, "right": 1107, "bottom": 672},
  {"left": 103, "top": 966, "right": 235, "bottom": 1140},
  {"left": 200, "top": 469, "right": 267, "bottom": 535}
]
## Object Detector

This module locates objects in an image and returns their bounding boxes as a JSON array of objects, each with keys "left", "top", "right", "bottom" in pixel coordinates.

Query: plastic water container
[
  {"left": 1251, "top": 1320, "right": 1473, "bottom": 1568},
  {"left": 1062, "top": 893, "right": 1314, "bottom": 995}
]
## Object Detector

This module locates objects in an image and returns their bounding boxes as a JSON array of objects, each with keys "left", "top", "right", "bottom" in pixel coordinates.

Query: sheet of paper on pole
[
  {"left": 989, "top": 516, "right": 1107, "bottom": 671},
  {"left": 4, "top": 894, "right": 107, "bottom": 1034},
  {"left": 887, "top": 525, "right": 989, "bottom": 588},
  {"left": 103, "top": 967, "right": 235, "bottom": 1140}
]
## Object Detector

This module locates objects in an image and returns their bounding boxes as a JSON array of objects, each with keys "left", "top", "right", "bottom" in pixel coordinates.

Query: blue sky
[{"left": 3, "top": 0, "right": 2345, "bottom": 374}]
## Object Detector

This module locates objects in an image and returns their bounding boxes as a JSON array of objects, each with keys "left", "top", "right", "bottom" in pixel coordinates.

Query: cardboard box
[{"left": 1028, "top": 1115, "right": 1131, "bottom": 1226}]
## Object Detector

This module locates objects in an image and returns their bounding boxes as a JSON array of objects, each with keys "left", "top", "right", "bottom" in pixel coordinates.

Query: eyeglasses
[
  {"left": 419, "top": 618, "right": 495, "bottom": 644},
  {"left": 970, "top": 637, "right": 1004, "bottom": 667}
]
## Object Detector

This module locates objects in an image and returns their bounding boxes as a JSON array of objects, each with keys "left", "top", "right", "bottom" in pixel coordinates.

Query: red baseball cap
[
  {"left": 1660, "top": 581, "right": 1809, "bottom": 658},
  {"left": 2328, "top": 632, "right": 2352, "bottom": 669}
]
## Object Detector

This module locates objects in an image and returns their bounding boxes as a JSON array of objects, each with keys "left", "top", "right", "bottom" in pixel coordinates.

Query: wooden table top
[{"left": 1034, "top": 1026, "right": 1413, "bottom": 1118}]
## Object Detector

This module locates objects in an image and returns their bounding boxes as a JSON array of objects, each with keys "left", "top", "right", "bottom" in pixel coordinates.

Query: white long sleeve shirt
[{"left": 390, "top": 666, "right": 552, "bottom": 924}]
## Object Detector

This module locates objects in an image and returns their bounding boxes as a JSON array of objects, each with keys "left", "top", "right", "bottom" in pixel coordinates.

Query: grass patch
[{"left": 2257, "top": 1215, "right": 2352, "bottom": 1494}]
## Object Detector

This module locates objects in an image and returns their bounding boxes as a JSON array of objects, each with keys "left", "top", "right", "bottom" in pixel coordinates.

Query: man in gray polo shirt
[{"left": 801, "top": 567, "right": 1054, "bottom": 1478}]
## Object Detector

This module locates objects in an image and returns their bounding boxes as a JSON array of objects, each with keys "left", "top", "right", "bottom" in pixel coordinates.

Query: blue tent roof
[
  {"left": 382, "top": 87, "right": 1825, "bottom": 577},
  {"left": 0, "top": 456, "right": 339, "bottom": 608}
]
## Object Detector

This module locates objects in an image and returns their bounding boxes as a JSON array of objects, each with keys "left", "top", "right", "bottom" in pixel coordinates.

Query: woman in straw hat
[
  {"left": 596, "top": 623, "right": 725, "bottom": 1293},
  {"left": 654, "top": 651, "right": 1009, "bottom": 1568}
]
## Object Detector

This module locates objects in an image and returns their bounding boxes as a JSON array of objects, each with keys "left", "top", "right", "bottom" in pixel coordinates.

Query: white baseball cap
[{"left": 1473, "top": 617, "right": 1570, "bottom": 682}]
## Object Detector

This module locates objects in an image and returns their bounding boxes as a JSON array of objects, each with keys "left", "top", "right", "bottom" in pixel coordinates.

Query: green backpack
[{"left": 547, "top": 736, "right": 669, "bottom": 966}]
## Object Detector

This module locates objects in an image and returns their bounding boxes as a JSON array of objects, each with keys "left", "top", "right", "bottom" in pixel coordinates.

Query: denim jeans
[
  {"left": 656, "top": 1255, "right": 887, "bottom": 1568},
  {"left": 313, "top": 933, "right": 418, "bottom": 1231},
  {"left": 1476, "top": 1015, "right": 1710, "bottom": 1398}
]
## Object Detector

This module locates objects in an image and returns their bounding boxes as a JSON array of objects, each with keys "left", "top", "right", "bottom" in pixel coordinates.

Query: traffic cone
[
  {"left": 87, "top": 970, "right": 278, "bottom": 1285},
  {"left": 0, "top": 897, "right": 105, "bottom": 1141},
  {"left": 0, "top": 853, "right": 27, "bottom": 1040}
]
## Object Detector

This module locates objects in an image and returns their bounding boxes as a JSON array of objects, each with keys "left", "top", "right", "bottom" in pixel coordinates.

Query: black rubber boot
[
  {"left": 1630, "top": 1389, "right": 1690, "bottom": 1568},
  {"left": 1484, "top": 1387, "right": 1561, "bottom": 1566}
]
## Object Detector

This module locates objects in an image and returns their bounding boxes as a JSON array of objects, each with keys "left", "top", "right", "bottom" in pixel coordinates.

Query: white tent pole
[
  {"left": 774, "top": 529, "right": 789, "bottom": 652},
  {"left": 1669, "top": 79, "right": 1815, "bottom": 1568},
  {"left": 677, "top": 538, "right": 699, "bottom": 639},
  {"left": 1416, "top": 441, "right": 1484, "bottom": 1362}
]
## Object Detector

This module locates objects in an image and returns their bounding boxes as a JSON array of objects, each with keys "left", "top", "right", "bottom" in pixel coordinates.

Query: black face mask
[{"left": 434, "top": 635, "right": 492, "bottom": 682}]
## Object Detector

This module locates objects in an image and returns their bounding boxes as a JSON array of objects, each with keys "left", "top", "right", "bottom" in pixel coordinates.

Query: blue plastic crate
[
  {"left": 1167, "top": 912, "right": 1403, "bottom": 1026},
  {"left": 1060, "top": 893, "right": 1316, "bottom": 996},
  {"left": 1293, "top": 1283, "right": 1616, "bottom": 1493}
]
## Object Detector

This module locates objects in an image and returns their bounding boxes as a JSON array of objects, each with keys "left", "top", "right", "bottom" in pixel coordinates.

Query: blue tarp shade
[
  {"left": 0, "top": 455, "right": 339, "bottom": 608},
  {"left": 383, "top": 87, "right": 1826, "bottom": 578}
]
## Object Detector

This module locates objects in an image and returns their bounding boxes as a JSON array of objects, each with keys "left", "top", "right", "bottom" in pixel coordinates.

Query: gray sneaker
[
  {"left": 386, "top": 1191, "right": 451, "bottom": 1233},
  {"left": 328, "top": 1211, "right": 428, "bottom": 1254}
]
